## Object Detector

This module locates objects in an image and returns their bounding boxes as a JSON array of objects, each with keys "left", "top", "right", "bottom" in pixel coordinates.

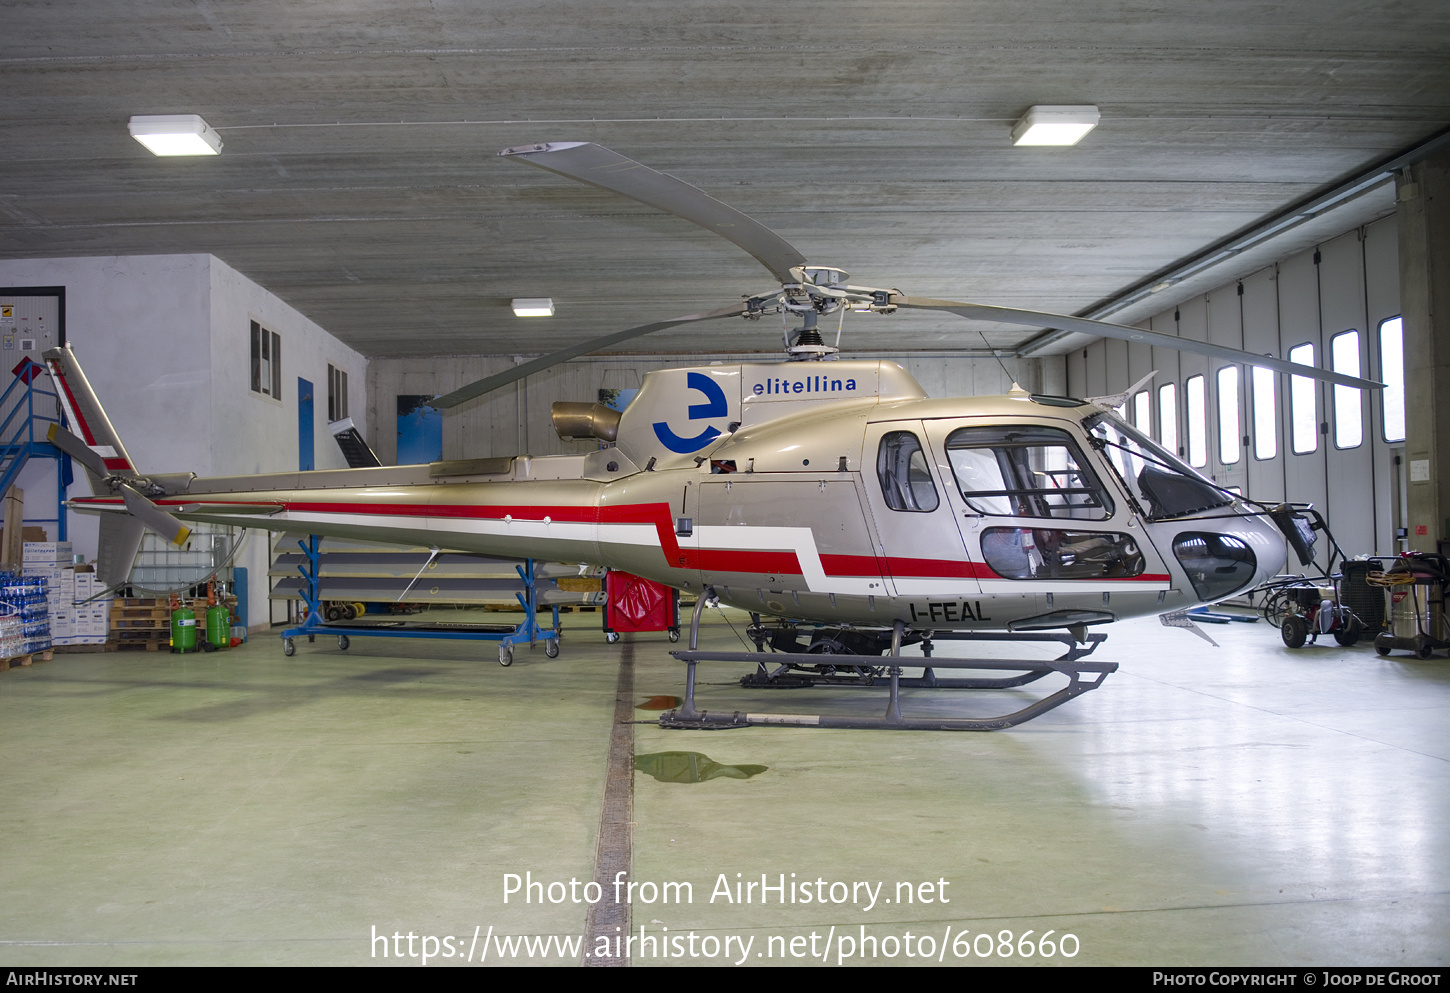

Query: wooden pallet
[
  {"left": 111, "top": 606, "right": 170, "bottom": 622},
  {"left": 1, "top": 649, "right": 54, "bottom": 670},
  {"left": 111, "top": 620, "right": 170, "bottom": 634},
  {"left": 113, "top": 638, "right": 167, "bottom": 652}
]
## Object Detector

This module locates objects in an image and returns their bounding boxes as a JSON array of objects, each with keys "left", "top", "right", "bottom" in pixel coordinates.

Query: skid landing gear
[{"left": 656, "top": 590, "right": 1118, "bottom": 732}]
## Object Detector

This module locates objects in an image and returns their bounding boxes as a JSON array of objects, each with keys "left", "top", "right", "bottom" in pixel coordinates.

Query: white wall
[{"left": 0, "top": 254, "right": 368, "bottom": 628}]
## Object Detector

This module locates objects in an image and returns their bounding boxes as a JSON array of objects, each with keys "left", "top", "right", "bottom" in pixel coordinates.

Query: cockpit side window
[
  {"left": 877, "top": 431, "right": 940, "bottom": 513},
  {"left": 943, "top": 425, "right": 1112, "bottom": 520}
]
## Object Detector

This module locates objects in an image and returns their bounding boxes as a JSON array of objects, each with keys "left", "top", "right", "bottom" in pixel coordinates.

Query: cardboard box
[{"left": 23, "top": 541, "right": 73, "bottom": 564}]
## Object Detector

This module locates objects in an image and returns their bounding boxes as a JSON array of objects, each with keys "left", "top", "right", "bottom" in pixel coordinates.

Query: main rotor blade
[
  {"left": 501, "top": 142, "right": 807, "bottom": 284},
  {"left": 46, "top": 423, "right": 109, "bottom": 477},
  {"left": 119, "top": 483, "right": 191, "bottom": 547},
  {"left": 900, "top": 297, "right": 1384, "bottom": 391},
  {"left": 432, "top": 303, "right": 748, "bottom": 410}
]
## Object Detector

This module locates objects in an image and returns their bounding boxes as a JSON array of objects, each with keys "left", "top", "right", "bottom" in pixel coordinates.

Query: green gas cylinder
[
  {"left": 171, "top": 605, "right": 198, "bottom": 653},
  {"left": 206, "top": 603, "right": 230, "bottom": 649}
]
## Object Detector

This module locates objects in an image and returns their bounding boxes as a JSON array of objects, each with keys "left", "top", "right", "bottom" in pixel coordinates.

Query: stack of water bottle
[{"left": 0, "top": 573, "right": 51, "bottom": 659}]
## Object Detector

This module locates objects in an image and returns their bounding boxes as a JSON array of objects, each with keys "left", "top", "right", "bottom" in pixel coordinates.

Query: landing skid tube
[
  {"left": 737, "top": 631, "right": 1108, "bottom": 689},
  {"left": 656, "top": 592, "right": 1118, "bottom": 732}
]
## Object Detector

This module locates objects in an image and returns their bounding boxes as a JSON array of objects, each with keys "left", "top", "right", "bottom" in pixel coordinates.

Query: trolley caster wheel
[
  {"left": 668, "top": 627, "right": 681, "bottom": 643},
  {"left": 545, "top": 639, "right": 560, "bottom": 659},
  {"left": 1333, "top": 615, "right": 1362, "bottom": 647},
  {"left": 605, "top": 631, "right": 620, "bottom": 644},
  {"left": 342, "top": 604, "right": 358, "bottom": 621},
  {"left": 325, "top": 605, "right": 343, "bottom": 621},
  {"left": 499, "top": 644, "right": 514, "bottom": 667},
  {"left": 307, "top": 634, "right": 315, "bottom": 644},
  {"left": 283, "top": 638, "right": 296, "bottom": 657},
  {"left": 1417, "top": 643, "right": 1435, "bottom": 660},
  {"left": 337, "top": 635, "right": 350, "bottom": 651},
  {"left": 1375, "top": 634, "right": 1393, "bottom": 657},
  {"left": 1280, "top": 615, "right": 1307, "bottom": 649}
]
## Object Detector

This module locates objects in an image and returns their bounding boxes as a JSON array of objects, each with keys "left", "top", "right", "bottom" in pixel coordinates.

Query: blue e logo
[{"left": 653, "top": 371, "right": 728, "bottom": 454}]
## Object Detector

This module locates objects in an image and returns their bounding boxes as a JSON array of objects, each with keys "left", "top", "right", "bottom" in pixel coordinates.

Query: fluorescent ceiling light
[
  {"left": 128, "top": 114, "right": 223, "bottom": 156},
  {"left": 1011, "top": 105, "right": 1100, "bottom": 146},
  {"left": 512, "top": 297, "right": 555, "bottom": 317}
]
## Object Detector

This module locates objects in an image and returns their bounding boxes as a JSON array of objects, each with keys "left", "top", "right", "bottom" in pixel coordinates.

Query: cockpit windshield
[{"left": 1083, "top": 412, "right": 1236, "bottom": 521}]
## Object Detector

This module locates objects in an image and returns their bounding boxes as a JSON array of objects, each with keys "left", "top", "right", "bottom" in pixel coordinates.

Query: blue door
[{"left": 298, "top": 377, "right": 314, "bottom": 471}]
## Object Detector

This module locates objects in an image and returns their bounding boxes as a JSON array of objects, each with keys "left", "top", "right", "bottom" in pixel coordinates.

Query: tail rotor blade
[
  {"left": 119, "top": 484, "right": 191, "bottom": 547},
  {"left": 501, "top": 142, "right": 807, "bottom": 283},
  {"left": 899, "top": 296, "right": 1385, "bottom": 391},
  {"left": 432, "top": 303, "right": 747, "bottom": 409},
  {"left": 46, "top": 423, "right": 110, "bottom": 477}
]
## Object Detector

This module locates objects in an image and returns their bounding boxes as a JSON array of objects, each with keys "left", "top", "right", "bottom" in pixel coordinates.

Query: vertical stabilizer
[
  {"left": 43, "top": 346, "right": 139, "bottom": 494},
  {"left": 96, "top": 515, "right": 146, "bottom": 589}
]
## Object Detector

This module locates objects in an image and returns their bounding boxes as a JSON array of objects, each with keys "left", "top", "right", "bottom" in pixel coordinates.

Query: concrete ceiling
[{"left": 3, "top": 1, "right": 1448, "bottom": 360}]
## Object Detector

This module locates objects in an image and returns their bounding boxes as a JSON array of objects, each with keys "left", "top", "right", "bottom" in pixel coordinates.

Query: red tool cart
[{"left": 603, "top": 570, "right": 681, "bottom": 643}]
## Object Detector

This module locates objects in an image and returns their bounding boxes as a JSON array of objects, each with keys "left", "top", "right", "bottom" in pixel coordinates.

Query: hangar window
[
  {"left": 1185, "top": 374, "right": 1207, "bottom": 468},
  {"left": 1252, "top": 366, "right": 1276, "bottom": 460},
  {"left": 1132, "top": 391, "right": 1151, "bottom": 434},
  {"left": 1377, "top": 316, "right": 1404, "bottom": 444},
  {"left": 250, "top": 321, "right": 281, "bottom": 400},
  {"left": 1216, "top": 366, "right": 1240, "bottom": 465},
  {"left": 328, "top": 364, "right": 349, "bottom": 422},
  {"left": 876, "top": 431, "right": 938, "bottom": 513},
  {"left": 1289, "top": 343, "right": 1317, "bottom": 454},
  {"left": 1331, "top": 330, "right": 1362, "bottom": 449},
  {"left": 1158, "top": 383, "right": 1178, "bottom": 457},
  {"left": 943, "top": 425, "right": 1110, "bottom": 520}
]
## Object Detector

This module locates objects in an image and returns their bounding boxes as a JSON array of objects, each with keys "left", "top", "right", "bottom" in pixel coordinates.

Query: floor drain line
[{"left": 582, "top": 641, "right": 634, "bottom": 966}]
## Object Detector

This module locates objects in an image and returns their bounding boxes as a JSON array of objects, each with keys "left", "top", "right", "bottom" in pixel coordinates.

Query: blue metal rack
[
  {"left": 0, "top": 362, "right": 68, "bottom": 540},
  {"left": 278, "top": 535, "right": 561, "bottom": 665}
]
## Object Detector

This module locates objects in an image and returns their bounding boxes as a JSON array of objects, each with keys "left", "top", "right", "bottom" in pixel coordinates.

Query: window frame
[
  {"left": 1216, "top": 365, "right": 1241, "bottom": 466},
  {"left": 1158, "top": 382, "right": 1178, "bottom": 457},
  {"left": 1131, "top": 390, "right": 1151, "bottom": 435},
  {"left": 1185, "top": 374, "right": 1207, "bottom": 469},
  {"left": 1377, "top": 316, "right": 1405, "bottom": 444},
  {"left": 327, "top": 363, "right": 349, "bottom": 423},
  {"left": 941, "top": 424, "right": 1113, "bottom": 521},
  {"left": 1330, "top": 329, "right": 1363, "bottom": 450},
  {"left": 250, "top": 320, "right": 282, "bottom": 401},
  {"left": 876, "top": 430, "right": 940, "bottom": 514},
  {"left": 1288, "top": 342, "right": 1318, "bottom": 455},
  {"left": 1251, "top": 365, "right": 1277, "bottom": 461}
]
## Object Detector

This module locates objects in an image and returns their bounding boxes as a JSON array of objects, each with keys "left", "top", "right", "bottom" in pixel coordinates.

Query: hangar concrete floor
[{"left": 1, "top": 607, "right": 1447, "bottom": 968}]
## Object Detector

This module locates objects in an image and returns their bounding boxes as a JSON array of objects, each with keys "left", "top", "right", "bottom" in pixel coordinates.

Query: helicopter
[{"left": 41, "top": 141, "right": 1381, "bottom": 728}]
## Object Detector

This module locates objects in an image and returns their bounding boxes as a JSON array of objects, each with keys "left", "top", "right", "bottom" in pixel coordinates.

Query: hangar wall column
[{"left": 1396, "top": 151, "right": 1450, "bottom": 545}]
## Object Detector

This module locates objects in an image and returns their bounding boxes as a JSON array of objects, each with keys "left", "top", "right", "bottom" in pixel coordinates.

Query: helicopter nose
[
  {"left": 1166, "top": 511, "right": 1287, "bottom": 605},
  {"left": 1244, "top": 513, "right": 1288, "bottom": 588}
]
